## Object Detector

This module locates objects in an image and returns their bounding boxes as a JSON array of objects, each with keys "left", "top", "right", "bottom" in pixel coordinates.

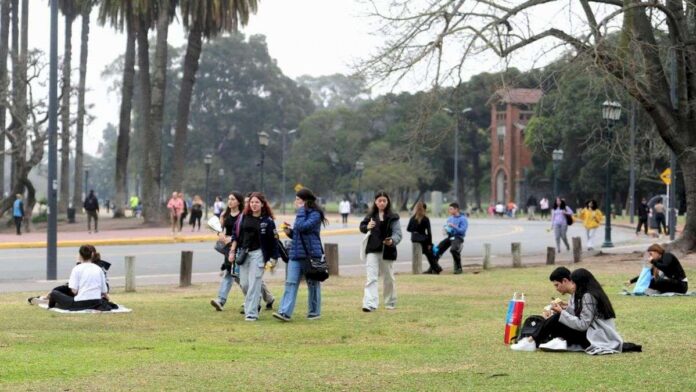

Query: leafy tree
[{"left": 296, "top": 73, "right": 371, "bottom": 110}]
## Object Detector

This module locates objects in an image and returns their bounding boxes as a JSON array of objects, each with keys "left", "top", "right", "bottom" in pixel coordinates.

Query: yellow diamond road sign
[
  {"left": 660, "top": 168, "right": 672, "bottom": 185},
  {"left": 294, "top": 183, "right": 304, "bottom": 192}
]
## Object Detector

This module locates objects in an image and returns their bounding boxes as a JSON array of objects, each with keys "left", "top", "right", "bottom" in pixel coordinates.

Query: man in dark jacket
[
  {"left": 83, "top": 190, "right": 100, "bottom": 233},
  {"left": 636, "top": 198, "right": 649, "bottom": 236}
]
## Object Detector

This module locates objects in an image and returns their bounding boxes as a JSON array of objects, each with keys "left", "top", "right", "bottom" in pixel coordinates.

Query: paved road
[{"left": 0, "top": 218, "right": 655, "bottom": 289}]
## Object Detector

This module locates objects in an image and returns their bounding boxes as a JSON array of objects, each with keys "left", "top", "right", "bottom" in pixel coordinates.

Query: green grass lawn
[{"left": 1, "top": 261, "right": 695, "bottom": 391}]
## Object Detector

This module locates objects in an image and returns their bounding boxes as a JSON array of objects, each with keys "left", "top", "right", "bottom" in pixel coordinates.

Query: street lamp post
[
  {"left": 204, "top": 154, "right": 212, "bottom": 219},
  {"left": 355, "top": 160, "right": 364, "bottom": 210},
  {"left": 258, "top": 131, "right": 270, "bottom": 194},
  {"left": 272, "top": 128, "right": 297, "bottom": 215},
  {"left": 552, "top": 149, "right": 564, "bottom": 197},
  {"left": 602, "top": 100, "right": 622, "bottom": 248},
  {"left": 47, "top": 0, "right": 59, "bottom": 280},
  {"left": 443, "top": 107, "right": 472, "bottom": 202}
]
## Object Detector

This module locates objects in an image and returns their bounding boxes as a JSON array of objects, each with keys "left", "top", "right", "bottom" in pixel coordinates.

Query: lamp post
[
  {"left": 443, "top": 107, "right": 472, "bottom": 202},
  {"left": 552, "top": 149, "right": 564, "bottom": 197},
  {"left": 355, "top": 160, "right": 364, "bottom": 210},
  {"left": 203, "top": 154, "right": 212, "bottom": 219},
  {"left": 258, "top": 131, "right": 270, "bottom": 194},
  {"left": 272, "top": 128, "right": 297, "bottom": 215},
  {"left": 47, "top": 0, "right": 59, "bottom": 280},
  {"left": 602, "top": 100, "right": 622, "bottom": 248}
]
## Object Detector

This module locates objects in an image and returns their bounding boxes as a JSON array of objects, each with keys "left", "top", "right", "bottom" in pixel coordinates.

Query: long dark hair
[
  {"left": 587, "top": 199, "right": 598, "bottom": 211},
  {"left": 296, "top": 188, "right": 328, "bottom": 226},
  {"left": 243, "top": 192, "right": 274, "bottom": 219},
  {"left": 570, "top": 268, "right": 616, "bottom": 319},
  {"left": 368, "top": 191, "right": 392, "bottom": 218},
  {"left": 552, "top": 198, "right": 566, "bottom": 210},
  {"left": 221, "top": 192, "right": 244, "bottom": 224}
]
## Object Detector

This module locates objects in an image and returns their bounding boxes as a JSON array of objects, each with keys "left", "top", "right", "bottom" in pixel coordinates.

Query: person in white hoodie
[{"left": 48, "top": 245, "right": 111, "bottom": 311}]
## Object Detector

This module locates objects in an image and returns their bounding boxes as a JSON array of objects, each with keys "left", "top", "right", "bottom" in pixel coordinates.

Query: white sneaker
[
  {"left": 510, "top": 337, "right": 537, "bottom": 352},
  {"left": 539, "top": 337, "right": 568, "bottom": 352}
]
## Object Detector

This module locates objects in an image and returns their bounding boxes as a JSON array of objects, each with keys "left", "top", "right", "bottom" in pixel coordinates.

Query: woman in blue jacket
[
  {"left": 273, "top": 188, "right": 328, "bottom": 322},
  {"left": 228, "top": 192, "right": 279, "bottom": 321}
]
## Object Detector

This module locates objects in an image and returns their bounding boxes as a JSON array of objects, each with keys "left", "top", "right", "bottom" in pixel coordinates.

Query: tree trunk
[
  {"left": 10, "top": 0, "right": 26, "bottom": 202},
  {"left": 136, "top": 16, "right": 154, "bottom": 223},
  {"left": 113, "top": 12, "right": 136, "bottom": 218},
  {"left": 170, "top": 23, "right": 202, "bottom": 192},
  {"left": 9, "top": 0, "right": 17, "bottom": 191},
  {"left": 59, "top": 12, "right": 74, "bottom": 214},
  {"left": 675, "top": 151, "right": 696, "bottom": 251},
  {"left": 0, "top": 0, "right": 10, "bottom": 201},
  {"left": 142, "top": 1, "right": 170, "bottom": 224},
  {"left": 72, "top": 6, "right": 89, "bottom": 211}
]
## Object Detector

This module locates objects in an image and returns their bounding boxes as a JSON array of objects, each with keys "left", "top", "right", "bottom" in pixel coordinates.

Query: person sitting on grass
[
  {"left": 625, "top": 244, "right": 688, "bottom": 294},
  {"left": 511, "top": 267, "right": 623, "bottom": 354}
]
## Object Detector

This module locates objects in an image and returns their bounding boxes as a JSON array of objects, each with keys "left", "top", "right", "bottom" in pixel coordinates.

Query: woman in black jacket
[
  {"left": 407, "top": 201, "right": 442, "bottom": 274},
  {"left": 359, "top": 191, "right": 402, "bottom": 312},
  {"left": 626, "top": 243, "right": 688, "bottom": 294}
]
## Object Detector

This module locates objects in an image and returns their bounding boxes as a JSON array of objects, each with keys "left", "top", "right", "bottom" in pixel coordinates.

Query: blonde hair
[{"left": 413, "top": 201, "right": 427, "bottom": 223}]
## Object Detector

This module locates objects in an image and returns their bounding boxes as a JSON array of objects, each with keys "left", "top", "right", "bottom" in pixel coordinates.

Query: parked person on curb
[
  {"left": 213, "top": 196, "right": 225, "bottom": 218},
  {"left": 339, "top": 197, "right": 351, "bottom": 227},
  {"left": 432, "top": 203, "right": 469, "bottom": 274},
  {"left": 12, "top": 194, "right": 24, "bottom": 235},
  {"left": 179, "top": 192, "right": 189, "bottom": 232},
  {"left": 166, "top": 192, "right": 184, "bottom": 236},
  {"left": 550, "top": 197, "right": 573, "bottom": 253},
  {"left": 579, "top": 200, "right": 604, "bottom": 251},
  {"left": 359, "top": 191, "right": 402, "bottom": 312},
  {"left": 273, "top": 188, "right": 327, "bottom": 322},
  {"left": 83, "top": 190, "right": 100, "bottom": 234},
  {"left": 526, "top": 195, "right": 538, "bottom": 220},
  {"left": 625, "top": 244, "right": 688, "bottom": 294},
  {"left": 227, "top": 192, "right": 279, "bottom": 321},
  {"left": 636, "top": 198, "right": 649, "bottom": 236},
  {"left": 407, "top": 201, "right": 442, "bottom": 274},
  {"left": 189, "top": 195, "right": 203, "bottom": 231},
  {"left": 539, "top": 197, "right": 550, "bottom": 220},
  {"left": 511, "top": 267, "right": 623, "bottom": 354},
  {"left": 210, "top": 192, "right": 275, "bottom": 312},
  {"left": 653, "top": 199, "right": 667, "bottom": 236}
]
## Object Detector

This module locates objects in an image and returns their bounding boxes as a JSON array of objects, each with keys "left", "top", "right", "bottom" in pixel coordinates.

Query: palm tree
[
  {"left": 72, "top": 0, "right": 96, "bottom": 211},
  {"left": 58, "top": 0, "right": 78, "bottom": 214},
  {"left": 170, "top": 0, "right": 259, "bottom": 192}
]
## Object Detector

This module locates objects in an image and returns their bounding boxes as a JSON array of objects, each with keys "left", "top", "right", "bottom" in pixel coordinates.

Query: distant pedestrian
[
  {"left": 166, "top": 192, "right": 184, "bottom": 236},
  {"left": 526, "top": 195, "right": 538, "bottom": 220},
  {"left": 190, "top": 195, "right": 203, "bottom": 231},
  {"left": 13, "top": 194, "right": 24, "bottom": 235},
  {"left": 432, "top": 202, "right": 468, "bottom": 274},
  {"left": 83, "top": 190, "right": 100, "bottom": 234},
  {"left": 578, "top": 200, "right": 603, "bottom": 251},
  {"left": 636, "top": 198, "right": 649, "bottom": 236},
  {"left": 359, "top": 191, "right": 402, "bottom": 312},
  {"left": 213, "top": 196, "right": 225, "bottom": 218},
  {"left": 129, "top": 195, "right": 140, "bottom": 218},
  {"left": 339, "top": 197, "right": 351, "bottom": 227},
  {"left": 179, "top": 192, "right": 189, "bottom": 232},
  {"left": 506, "top": 201, "right": 518, "bottom": 218},
  {"left": 105, "top": 199, "right": 111, "bottom": 214},
  {"left": 539, "top": 197, "right": 550, "bottom": 220},
  {"left": 406, "top": 201, "right": 442, "bottom": 274},
  {"left": 550, "top": 197, "right": 573, "bottom": 253},
  {"left": 494, "top": 202, "right": 505, "bottom": 217},
  {"left": 653, "top": 199, "right": 667, "bottom": 236}
]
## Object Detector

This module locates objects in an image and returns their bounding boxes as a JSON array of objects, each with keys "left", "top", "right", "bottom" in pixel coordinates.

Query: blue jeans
[
  {"left": 216, "top": 270, "right": 237, "bottom": 306},
  {"left": 278, "top": 259, "right": 321, "bottom": 318}
]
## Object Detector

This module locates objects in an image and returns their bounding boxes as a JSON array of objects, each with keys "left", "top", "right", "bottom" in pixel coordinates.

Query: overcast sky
[{"left": 26, "top": 0, "right": 584, "bottom": 156}]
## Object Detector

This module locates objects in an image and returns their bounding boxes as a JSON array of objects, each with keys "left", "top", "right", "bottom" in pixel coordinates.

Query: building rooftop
[{"left": 491, "top": 88, "right": 543, "bottom": 105}]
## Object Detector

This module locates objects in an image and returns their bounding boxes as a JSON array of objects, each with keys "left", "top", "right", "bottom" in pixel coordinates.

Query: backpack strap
[{"left": 235, "top": 214, "right": 244, "bottom": 239}]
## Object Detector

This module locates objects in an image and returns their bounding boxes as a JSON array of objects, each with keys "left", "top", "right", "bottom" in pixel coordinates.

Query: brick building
[{"left": 489, "top": 88, "right": 542, "bottom": 205}]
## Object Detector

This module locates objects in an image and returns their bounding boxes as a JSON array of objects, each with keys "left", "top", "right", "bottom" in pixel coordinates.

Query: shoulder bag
[
  {"left": 233, "top": 214, "right": 248, "bottom": 265},
  {"left": 299, "top": 232, "right": 329, "bottom": 282}
]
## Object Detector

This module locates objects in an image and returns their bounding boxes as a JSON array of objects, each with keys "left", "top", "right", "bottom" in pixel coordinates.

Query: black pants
[
  {"left": 14, "top": 217, "right": 22, "bottom": 235},
  {"left": 636, "top": 217, "right": 648, "bottom": 234},
  {"left": 418, "top": 242, "right": 441, "bottom": 272},
  {"left": 655, "top": 213, "right": 667, "bottom": 234},
  {"left": 435, "top": 237, "right": 463, "bottom": 271},
  {"left": 87, "top": 210, "right": 98, "bottom": 232},
  {"left": 532, "top": 313, "right": 590, "bottom": 348},
  {"left": 189, "top": 211, "right": 202, "bottom": 230},
  {"left": 650, "top": 278, "right": 688, "bottom": 294},
  {"left": 341, "top": 213, "right": 348, "bottom": 224},
  {"left": 179, "top": 212, "right": 188, "bottom": 231},
  {"left": 48, "top": 288, "right": 102, "bottom": 311}
]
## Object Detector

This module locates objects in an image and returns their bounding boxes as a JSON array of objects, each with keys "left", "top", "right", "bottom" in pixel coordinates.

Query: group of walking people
[{"left": 166, "top": 192, "right": 205, "bottom": 235}]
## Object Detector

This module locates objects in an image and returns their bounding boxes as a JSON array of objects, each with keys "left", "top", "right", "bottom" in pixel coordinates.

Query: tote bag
[{"left": 633, "top": 266, "right": 652, "bottom": 295}]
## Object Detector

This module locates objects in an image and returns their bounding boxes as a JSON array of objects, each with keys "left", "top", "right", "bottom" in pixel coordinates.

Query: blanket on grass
[
  {"left": 38, "top": 303, "right": 132, "bottom": 313},
  {"left": 620, "top": 289, "right": 696, "bottom": 297}
]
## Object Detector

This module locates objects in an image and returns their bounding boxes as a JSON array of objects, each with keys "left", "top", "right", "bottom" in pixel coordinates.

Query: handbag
[
  {"left": 633, "top": 266, "right": 652, "bottom": 295},
  {"left": 235, "top": 247, "right": 249, "bottom": 265},
  {"left": 277, "top": 238, "right": 290, "bottom": 263},
  {"left": 214, "top": 240, "right": 231, "bottom": 255},
  {"left": 299, "top": 233, "right": 329, "bottom": 282},
  {"left": 360, "top": 231, "right": 370, "bottom": 261},
  {"left": 411, "top": 232, "right": 427, "bottom": 243},
  {"left": 565, "top": 213, "right": 574, "bottom": 226}
]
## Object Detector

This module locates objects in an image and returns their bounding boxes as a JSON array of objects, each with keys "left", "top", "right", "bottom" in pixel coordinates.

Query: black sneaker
[
  {"left": 362, "top": 307, "right": 375, "bottom": 312},
  {"left": 265, "top": 299, "right": 275, "bottom": 310},
  {"left": 272, "top": 312, "right": 290, "bottom": 322},
  {"left": 453, "top": 269, "right": 463, "bottom": 275},
  {"left": 210, "top": 299, "right": 224, "bottom": 311},
  {"left": 422, "top": 269, "right": 433, "bottom": 274}
]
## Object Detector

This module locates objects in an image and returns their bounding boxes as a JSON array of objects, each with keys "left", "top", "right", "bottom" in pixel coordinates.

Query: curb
[{"left": 0, "top": 228, "right": 360, "bottom": 250}]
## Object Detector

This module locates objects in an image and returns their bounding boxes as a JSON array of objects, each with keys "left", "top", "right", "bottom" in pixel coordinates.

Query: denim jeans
[
  {"left": 239, "top": 249, "right": 265, "bottom": 319},
  {"left": 278, "top": 259, "right": 321, "bottom": 318},
  {"left": 216, "top": 270, "right": 237, "bottom": 306}
]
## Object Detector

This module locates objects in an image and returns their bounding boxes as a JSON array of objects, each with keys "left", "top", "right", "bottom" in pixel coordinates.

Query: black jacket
[
  {"left": 406, "top": 216, "right": 432, "bottom": 245},
  {"left": 631, "top": 252, "right": 687, "bottom": 283},
  {"left": 637, "top": 203, "right": 649, "bottom": 219},
  {"left": 359, "top": 212, "right": 402, "bottom": 260}
]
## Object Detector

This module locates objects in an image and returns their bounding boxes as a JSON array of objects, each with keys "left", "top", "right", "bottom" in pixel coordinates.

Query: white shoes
[
  {"left": 510, "top": 337, "right": 537, "bottom": 352},
  {"left": 539, "top": 337, "right": 568, "bottom": 352}
]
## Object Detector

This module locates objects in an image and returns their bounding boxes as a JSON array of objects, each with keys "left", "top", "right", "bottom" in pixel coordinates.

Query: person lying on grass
[
  {"left": 511, "top": 267, "right": 623, "bottom": 354},
  {"left": 28, "top": 245, "right": 116, "bottom": 311}
]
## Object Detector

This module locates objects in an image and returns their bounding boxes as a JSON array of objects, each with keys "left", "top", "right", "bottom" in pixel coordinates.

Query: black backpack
[{"left": 519, "top": 315, "right": 545, "bottom": 340}]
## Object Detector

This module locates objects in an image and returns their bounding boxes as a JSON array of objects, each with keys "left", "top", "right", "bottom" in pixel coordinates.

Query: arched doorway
[{"left": 496, "top": 170, "right": 507, "bottom": 203}]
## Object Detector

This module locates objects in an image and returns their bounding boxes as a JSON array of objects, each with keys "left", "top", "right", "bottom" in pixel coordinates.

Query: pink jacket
[{"left": 167, "top": 198, "right": 184, "bottom": 216}]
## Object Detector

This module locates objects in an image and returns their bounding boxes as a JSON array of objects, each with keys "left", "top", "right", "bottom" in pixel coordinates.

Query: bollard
[
  {"left": 546, "top": 247, "right": 556, "bottom": 265},
  {"left": 412, "top": 243, "right": 423, "bottom": 274},
  {"left": 325, "top": 243, "right": 339, "bottom": 276},
  {"left": 483, "top": 243, "right": 491, "bottom": 270},
  {"left": 511, "top": 242, "right": 521, "bottom": 268},
  {"left": 180, "top": 251, "right": 193, "bottom": 287},
  {"left": 572, "top": 237, "right": 582, "bottom": 264},
  {"left": 125, "top": 256, "right": 136, "bottom": 292}
]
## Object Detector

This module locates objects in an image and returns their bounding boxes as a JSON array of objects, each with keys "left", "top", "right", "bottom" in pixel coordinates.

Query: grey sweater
[{"left": 559, "top": 293, "right": 623, "bottom": 355}]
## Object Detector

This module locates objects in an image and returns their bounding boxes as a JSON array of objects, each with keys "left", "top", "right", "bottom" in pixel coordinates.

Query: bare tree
[{"left": 362, "top": 0, "right": 696, "bottom": 251}]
